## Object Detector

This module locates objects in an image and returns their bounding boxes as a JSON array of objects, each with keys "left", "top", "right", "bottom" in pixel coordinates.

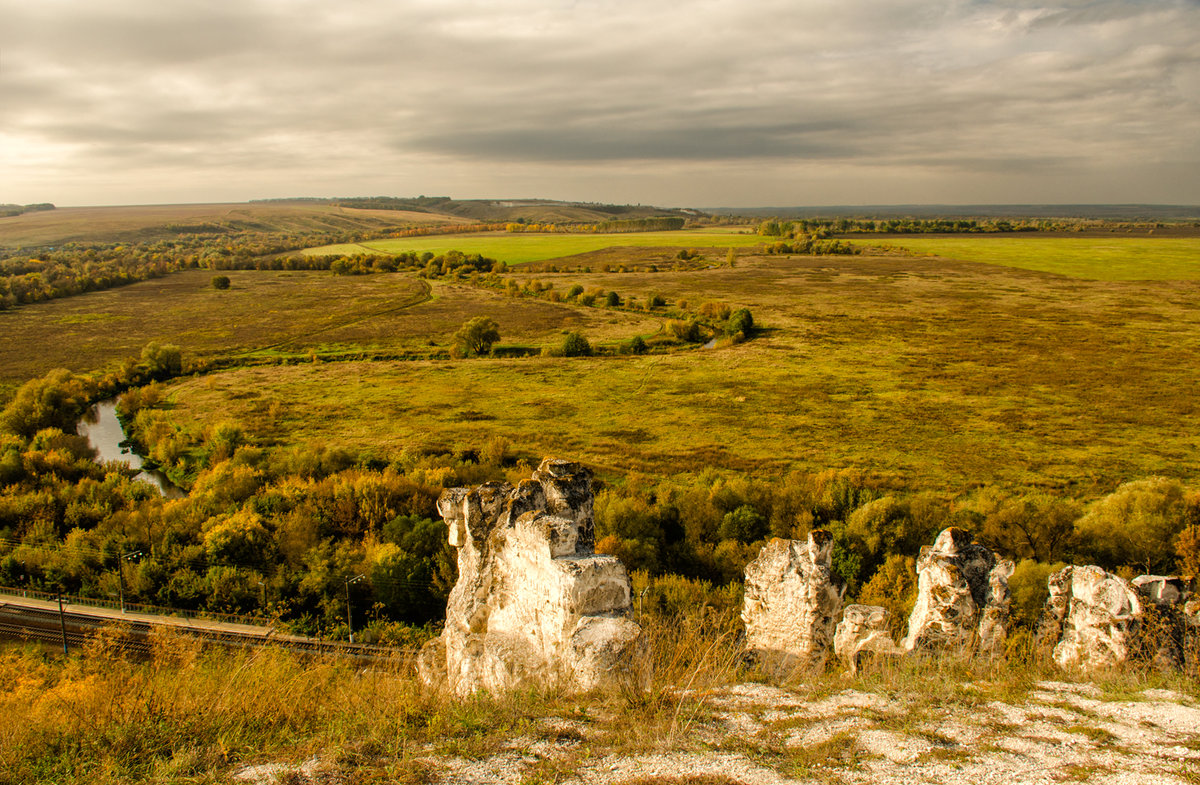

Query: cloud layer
[{"left": 2, "top": 0, "right": 1198, "bottom": 206}]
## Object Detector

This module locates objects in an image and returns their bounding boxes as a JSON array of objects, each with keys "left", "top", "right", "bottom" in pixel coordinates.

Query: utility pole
[
  {"left": 118, "top": 551, "right": 142, "bottom": 614},
  {"left": 344, "top": 574, "right": 365, "bottom": 644},
  {"left": 56, "top": 589, "right": 68, "bottom": 655}
]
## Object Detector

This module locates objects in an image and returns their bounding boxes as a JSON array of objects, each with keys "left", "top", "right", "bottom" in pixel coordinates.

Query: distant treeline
[
  {"left": 757, "top": 218, "right": 1061, "bottom": 236},
  {"left": 0, "top": 223, "right": 493, "bottom": 309},
  {"left": 505, "top": 216, "right": 687, "bottom": 234},
  {"left": 0, "top": 203, "right": 55, "bottom": 218},
  {"left": 0, "top": 233, "right": 345, "bottom": 309}
]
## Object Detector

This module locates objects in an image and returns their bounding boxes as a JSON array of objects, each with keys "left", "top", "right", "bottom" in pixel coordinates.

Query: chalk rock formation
[
  {"left": 1131, "top": 575, "right": 1192, "bottom": 670},
  {"left": 1131, "top": 575, "right": 1189, "bottom": 606},
  {"left": 1044, "top": 566, "right": 1143, "bottom": 672},
  {"left": 902, "top": 528, "right": 1014, "bottom": 655},
  {"left": 834, "top": 604, "right": 903, "bottom": 674},
  {"left": 742, "top": 531, "right": 845, "bottom": 668},
  {"left": 417, "top": 459, "right": 643, "bottom": 696}
]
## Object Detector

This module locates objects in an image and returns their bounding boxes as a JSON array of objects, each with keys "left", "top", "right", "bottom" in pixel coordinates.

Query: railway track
[{"left": 0, "top": 595, "right": 413, "bottom": 662}]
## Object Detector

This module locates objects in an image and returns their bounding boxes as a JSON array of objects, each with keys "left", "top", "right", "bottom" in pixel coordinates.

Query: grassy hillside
[{"left": 0, "top": 203, "right": 451, "bottom": 248}]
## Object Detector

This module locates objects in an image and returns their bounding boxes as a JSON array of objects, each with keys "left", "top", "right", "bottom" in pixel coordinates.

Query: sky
[{"left": 2, "top": 0, "right": 1198, "bottom": 208}]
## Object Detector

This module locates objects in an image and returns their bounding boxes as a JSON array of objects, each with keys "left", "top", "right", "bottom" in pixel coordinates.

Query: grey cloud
[{"left": 1, "top": 0, "right": 1197, "bottom": 205}]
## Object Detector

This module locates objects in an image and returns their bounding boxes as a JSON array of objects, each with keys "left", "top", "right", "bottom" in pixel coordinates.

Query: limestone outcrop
[
  {"left": 742, "top": 532, "right": 845, "bottom": 669},
  {"left": 417, "top": 458, "right": 644, "bottom": 696},
  {"left": 1042, "top": 566, "right": 1143, "bottom": 672},
  {"left": 902, "top": 528, "right": 1014, "bottom": 655},
  {"left": 1131, "top": 575, "right": 1192, "bottom": 670},
  {"left": 834, "top": 604, "right": 903, "bottom": 674}
]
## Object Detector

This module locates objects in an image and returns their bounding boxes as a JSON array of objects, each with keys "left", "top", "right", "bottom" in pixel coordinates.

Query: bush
[
  {"left": 604, "top": 291, "right": 621, "bottom": 307},
  {"left": 626, "top": 335, "right": 647, "bottom": 355},
  {"left": 666, "top": 319, "right": 702, "bottom": 342},
  {"left": 717, "top": 504, "right": 768, "bottom": 543},
  {"left": 454, "top": 317, "right": 501, "bottom": 357},
  {"left": 211, "top": 275, "right": 231, "bottom": 290},
  {"left": 727, "top": 308, "right": 754, "bottom": 336},
  {"left": 561, "top": 332, "right": 592, "bottom": 357},
  {"left": 699, "top": 301, "right": 732, "bottom": 321}
]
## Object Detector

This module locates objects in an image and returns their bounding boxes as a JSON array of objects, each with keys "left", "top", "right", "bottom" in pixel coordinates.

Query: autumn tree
[{"left": 454, "top": 317, "right": 501, "bottom": 357}]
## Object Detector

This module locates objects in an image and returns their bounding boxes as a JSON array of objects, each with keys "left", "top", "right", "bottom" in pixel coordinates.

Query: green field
[
  {"left": 152, "top": 252, "right": 1200, "bottom": 494},
  {"left": 303, "top": 228, "right": 765, "bottom": 265},
  {"left": 876, "top": 235, "right": 1200, "bottom": 280}
]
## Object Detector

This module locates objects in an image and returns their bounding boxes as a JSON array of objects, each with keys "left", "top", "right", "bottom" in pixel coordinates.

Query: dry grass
[
  {"left": 0, "top": 203, "right": 445, "bottom": 248},
  {"left": 0, "top": 273, "right": 661, "bottom": 398},
  {"left": 150, "top": 252, "right": 1200, "bottom": 493}
]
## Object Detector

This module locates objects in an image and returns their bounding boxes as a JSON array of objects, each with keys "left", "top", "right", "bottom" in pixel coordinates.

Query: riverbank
[{"left": 75, "top": 399, "right": 184, "bottom": 498}]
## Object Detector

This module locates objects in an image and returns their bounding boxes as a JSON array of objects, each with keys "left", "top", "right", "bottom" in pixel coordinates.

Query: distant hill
[
  {"left": 258, "top": 196, "right": 691, "bottom": 224},
  {"left": 0, "top": 202, "right": 451, "bottom": 248},
  {"left": 707, "top": 204, "right": 1200, "bottom": 222}
]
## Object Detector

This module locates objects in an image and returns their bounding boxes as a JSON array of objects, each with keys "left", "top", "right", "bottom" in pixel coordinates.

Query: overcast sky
[{"left": 2, "top": 0, "right": 1198, "bottom": 208}]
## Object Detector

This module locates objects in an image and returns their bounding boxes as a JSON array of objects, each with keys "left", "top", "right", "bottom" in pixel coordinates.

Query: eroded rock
[
  {"left": 834, "top": 604, "right": 903, "bottom": 674},
  {"left": 902, "top": 528, "right": 1014, "bottom": 656},
  {"left": 1047, "top": 565, "right": 1142, "bottom": 672},
  {"left": 742, "top": 531, "right": 845, "bottom": 669},
  {"left": 418, "top": 458, "right": 643, "bottom": 696}
]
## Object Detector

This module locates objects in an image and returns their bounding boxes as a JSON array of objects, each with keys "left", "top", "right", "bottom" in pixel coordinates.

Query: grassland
[
  {"left": 0, "top": 202, "right": 448, "bottom": 248},
  {"left": 302, "top": 227, "right": 765, "bottom": 265},
  {"left": 0, "top": 269, "right": 662, "bottom": 399},
  {"left": 151, "top": 252, "right": 1200, "bottom": 495},
  {"left": 5, "top": 231, "right": 1200, "bottom": 496},
  {"left": 875, "top": 235, "right": 1200, "bottom": 280}
]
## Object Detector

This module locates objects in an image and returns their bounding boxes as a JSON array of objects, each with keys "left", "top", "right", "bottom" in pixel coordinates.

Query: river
[{"left": 76, "top": 400, "right": 186, "bottom": 499}]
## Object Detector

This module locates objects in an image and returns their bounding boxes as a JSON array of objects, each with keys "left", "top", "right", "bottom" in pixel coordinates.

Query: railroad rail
[{"left": 0, "top": 593, "right": 414, "bottom": 662}]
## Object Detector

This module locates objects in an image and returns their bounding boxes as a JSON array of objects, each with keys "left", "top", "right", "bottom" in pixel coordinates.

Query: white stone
[
  {"left": 902, "top": 527, "right": 1014, "bottom": 656},
  {"left": 1050, "top": 565, "right": 1142, "bottom": 672},
  {"left": 418, "top": 459, "right": 644, "bottom": 696},
  {"left": 742, "top": 531, "right": 844, "bottom": 668},
  {"left": 833, "top": 604, "right": 902, "bottom": 674}
]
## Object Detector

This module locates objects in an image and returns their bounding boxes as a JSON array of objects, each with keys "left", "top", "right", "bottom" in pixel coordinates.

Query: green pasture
[
  {"left": 876, "top": 236, "right": 1200, "bottom": 280},
  {"left": 302, "top": 228, "right": 764, "bottom": 265}
]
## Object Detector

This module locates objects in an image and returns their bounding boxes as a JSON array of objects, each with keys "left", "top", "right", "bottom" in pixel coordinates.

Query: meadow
[
  {"left": 150, "top": 252, "right": 1200, "bottom": 496},
  {"left": 0, "top": 202, "right": 444, "bottom": 248},
  {"left": 873, "top": 235, "right": 1200, "bottom": 280},
  {"left": 0, "top": 268, "right": 662, "bottom": 399},
  {"left": 302, "top": 227, "right": 765, "bottom": 265}
]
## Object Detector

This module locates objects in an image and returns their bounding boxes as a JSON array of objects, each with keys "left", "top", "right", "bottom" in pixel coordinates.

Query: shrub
[
  {"left": 605, "top": 291, "right": 621, "bottom": 307},
  {"left": 666, "top": 319, "right": 702, "bottom": 342},
  {"left": 211, "top": 275, "right": 231, "bottom": 290},
  {"left": 717, "top": 504, "right": 768, "bottom": 543},
  {"left": 561, "top": 331, "right": 592, "bottom": 357},
  {"left": 454, "top": 317, "right": 501, "bottom": 357},
  {"left": 699, "top": 301, "right": 732, "bottom": 321},
  {"left": 627, "top": 335, "right": 647, "bottom": 355},
  {"left": 727, "top": 308, "right": 754, "bottom": 336}
]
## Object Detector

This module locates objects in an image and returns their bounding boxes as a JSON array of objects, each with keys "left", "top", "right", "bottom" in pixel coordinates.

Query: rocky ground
[{"left": 233, "top": 679, "right": 1200, "bottom": 785}]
